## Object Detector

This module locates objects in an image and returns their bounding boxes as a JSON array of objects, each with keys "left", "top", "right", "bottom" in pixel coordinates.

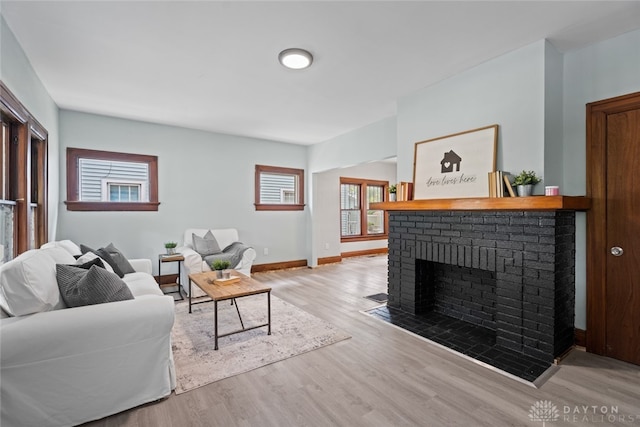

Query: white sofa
[
  {"left": 178, "top": 228, "right": 256, "bottom": 296},
  {"left": 0, "top": 241, "right": 176, "bottom": 427}
]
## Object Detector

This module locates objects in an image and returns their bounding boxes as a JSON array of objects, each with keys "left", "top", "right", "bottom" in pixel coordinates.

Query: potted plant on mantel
[
  {"left": 211, "top": 259, "right": 231, "bottom": 279},
  {"left": 164, "top": 241, "right": 178, "bottom": 255},
  {"left": 389, "top": 184, "right": 397, "bottom": 201},
  {"left": 513, "top": 170, "right": 542, "bottom": 197}
]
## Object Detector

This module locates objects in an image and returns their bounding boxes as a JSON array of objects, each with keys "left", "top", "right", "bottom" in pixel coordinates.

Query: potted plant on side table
[
  {"left": 164, "top": 241, "right": 178, "bottom": 255},
  {"left": 513, "top": 170, "right": 542, "bottom": 197},
  {"left": 211, "top": 259, "right": 231, "bottom": 279}
]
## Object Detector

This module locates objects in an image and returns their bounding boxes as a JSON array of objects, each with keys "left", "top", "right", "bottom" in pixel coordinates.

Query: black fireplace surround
[{"left": 387, "top": 210, "right": 576, "bottom": 364}]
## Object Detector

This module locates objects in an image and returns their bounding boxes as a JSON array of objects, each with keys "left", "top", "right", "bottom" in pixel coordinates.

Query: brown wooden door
[
  {"left": 587, "top": 92, "right": 640, "bottom": 365},
  {"left": 605, "top": 109, "right": 640, "bottom": 364}
]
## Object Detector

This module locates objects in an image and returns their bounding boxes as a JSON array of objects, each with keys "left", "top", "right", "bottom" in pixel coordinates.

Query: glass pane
[
  {"left": 260, "top": 172, "right": 297, "bottom": 204},
  {"left": 0, "top": 202, "right": 14, "bottom": 263},
  {"left": 340, "top": 184, "right": 360, "bottom": 209},
  {"left": 110, "top": 185, "right": 121, "bottom": 201},
  {"left": 28, "top": 204, "right": 37, "bottom": 250},
  {"left": 367, "top": 210, "right": 384, "bottom": 234},
  {"left": 367, "top": 185, "right": 384, "bottom": 205},
  {"left": 341, "top": 210, "right": 361, "bottom": 236}
]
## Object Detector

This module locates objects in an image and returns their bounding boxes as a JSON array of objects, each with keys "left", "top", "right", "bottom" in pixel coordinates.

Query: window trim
[
  {"left": 340, "top": 177, "right": 389, "bottom": 242},
  {"left": 65, "top": 147, "right": 159, "bottom": 211},
  {"left": 254, "top": 164, "right": 305, "bottom": 211}
]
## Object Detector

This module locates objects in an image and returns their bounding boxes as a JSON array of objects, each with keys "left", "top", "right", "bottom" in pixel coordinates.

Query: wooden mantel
[{"left": 371, "top": 195, "right": 591, "bottom": 211}]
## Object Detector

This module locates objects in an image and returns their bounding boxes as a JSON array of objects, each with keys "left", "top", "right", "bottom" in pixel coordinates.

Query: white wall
[
  {"left": 562, "top": 28, "right": 640, "bottom": 330},
  {"left": 313, "top": 161, "right": 396, "bottom": 261},
  {"left": 1, "top": 16, "right": 60, "bottom": 239},
  {"left": 57, "top": 110, "right": 308, "bottom": 274}
]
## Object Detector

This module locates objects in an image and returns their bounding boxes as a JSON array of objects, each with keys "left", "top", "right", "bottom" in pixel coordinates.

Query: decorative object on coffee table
[
  {"left": 513, "top": 170, "right": 542, "bottom": 196},
  {"left": 211, "top": 259, "right": 231, "bottom": 279}
]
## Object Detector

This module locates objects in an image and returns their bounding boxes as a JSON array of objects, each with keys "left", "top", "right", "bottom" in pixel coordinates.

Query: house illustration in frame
[{"left": 441, "top": 150, "right": 462, "bottom": 173}]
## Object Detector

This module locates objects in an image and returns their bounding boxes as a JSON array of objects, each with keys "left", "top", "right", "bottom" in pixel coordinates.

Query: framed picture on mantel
[{"left": 413, "top": 125, "right": 498, "bottom": 199}]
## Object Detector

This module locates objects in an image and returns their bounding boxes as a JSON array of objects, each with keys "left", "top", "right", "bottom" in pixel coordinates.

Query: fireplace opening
[{"left": 416, "top": 260, "right": 496, "bottom": 330}]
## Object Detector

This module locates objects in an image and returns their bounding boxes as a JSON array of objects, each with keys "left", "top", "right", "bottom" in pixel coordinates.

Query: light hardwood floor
[{"left": 85, "top": 255, "right": 640, "bottom": 426}]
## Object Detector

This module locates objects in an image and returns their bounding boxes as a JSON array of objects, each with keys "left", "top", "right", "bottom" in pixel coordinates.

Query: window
[
  {"left": 340, "top": 177, "right": 388, "bottom": 241},
  {"left": 1, "top": 81, "right": 48, "bottom": 259},
  {"left": 255, "top": 165, "right": 305, "bottom": 211},
  {"left": 65, "top": 148, "right": 159, "bottom": 211}
]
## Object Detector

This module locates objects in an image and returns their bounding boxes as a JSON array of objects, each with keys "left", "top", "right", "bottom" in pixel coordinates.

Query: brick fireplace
[{"left": 387, "top": 209, "right": 577, "bottom": 364}]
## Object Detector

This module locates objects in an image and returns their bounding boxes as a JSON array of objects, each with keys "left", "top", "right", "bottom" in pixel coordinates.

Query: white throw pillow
[
  {"left": 0, "top": 247, "right": 75, "bottom": 316},
  {"left": 75, "top": 252, "right": 115, "bottom": 274}
]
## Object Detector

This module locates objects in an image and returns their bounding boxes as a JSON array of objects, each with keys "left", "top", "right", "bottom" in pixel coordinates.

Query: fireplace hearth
[{"left": 373, "top": 206, "right": 582, "bottom": 382}]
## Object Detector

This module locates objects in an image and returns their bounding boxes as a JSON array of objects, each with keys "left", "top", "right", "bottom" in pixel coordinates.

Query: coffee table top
[{"left": 188, "top": 270, "right": 271, "bottom": 301}]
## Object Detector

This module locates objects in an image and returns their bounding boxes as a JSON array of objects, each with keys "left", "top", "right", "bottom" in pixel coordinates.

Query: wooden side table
[{"left": 158, "top": 254, "right": 184, "bottom": 300}]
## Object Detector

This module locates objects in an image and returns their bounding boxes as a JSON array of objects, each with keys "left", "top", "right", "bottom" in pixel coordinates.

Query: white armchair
[{"left": 178, "top": 228, "right": 256, "bottom": 296}]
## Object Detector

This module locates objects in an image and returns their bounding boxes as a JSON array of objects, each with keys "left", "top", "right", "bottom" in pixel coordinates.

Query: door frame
[{"left": 586, "top": 91, "right": 640, "bottom": 355}]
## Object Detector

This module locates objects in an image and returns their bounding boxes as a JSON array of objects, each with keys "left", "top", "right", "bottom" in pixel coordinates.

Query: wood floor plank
[{"left": 83, "top": 255, "right": 640, "bottom": 426}]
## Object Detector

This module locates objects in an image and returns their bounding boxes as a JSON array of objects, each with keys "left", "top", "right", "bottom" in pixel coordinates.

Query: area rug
[{"left": 171, "top": 294, "right": 351, "bottom": 394}]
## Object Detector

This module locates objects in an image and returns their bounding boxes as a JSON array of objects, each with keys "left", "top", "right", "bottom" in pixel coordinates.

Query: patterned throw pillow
[
  {"left": 56, "top": 264, "right": 134, "bottom": 308},
  {"left": 192, "top": 230, "right": 222, "bottom": 257}
]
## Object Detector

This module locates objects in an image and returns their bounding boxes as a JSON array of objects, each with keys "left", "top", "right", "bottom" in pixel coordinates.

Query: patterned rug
[{"left": 171, "top": 294, "right": 351, "bottom": 394}]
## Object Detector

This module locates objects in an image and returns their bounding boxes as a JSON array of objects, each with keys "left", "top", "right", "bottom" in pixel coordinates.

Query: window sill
[
  {"left": 64, "top": 201, "right": 160, "bottom": 212},
  {"left": 341, "top": 235, "right": 388, "bottom": 243},
  {"left": 254, "top": 203, "right": 305, "bottom": 211}
]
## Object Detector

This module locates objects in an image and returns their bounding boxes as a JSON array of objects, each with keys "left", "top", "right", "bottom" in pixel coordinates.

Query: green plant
[
  {"left": 164, "top": 241, "right": 177, "bottom": 249},
  {"left": 211, "top": 259, "right": 231, "bottom": 271},
  {"left": 513, "top": 170, "right": 542, "bottom": 186},
  {"left": 389, "top": 184, "right": 397, "bottom": 194}
]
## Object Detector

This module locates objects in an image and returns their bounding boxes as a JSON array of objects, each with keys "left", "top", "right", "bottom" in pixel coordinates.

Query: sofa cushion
[
  {"left": 192, "top": 230, "right": 222, "bottom": 257},
  {"left": 56, "top": 264, "right": 134, "bottom": 308},
  {"left": 104, "top": 243, "right": 136, "bottom": 275},
  {"left": 40, "top": 240, "right": 82, "bottom": 257},
  {"left": 0, "top": 247, "right": 75, "bottom": 316},
  {"left": 123, "top": 272, "right": 164, "bottom": 297}
]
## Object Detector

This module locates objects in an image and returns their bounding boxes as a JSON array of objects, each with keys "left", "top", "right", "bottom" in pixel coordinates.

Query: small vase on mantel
[
  {"left": 516, "top": 185, "right": 533, "bottom": 197},
  {"left": 389, "top": 193, "right": 397, "bottom": 202}
]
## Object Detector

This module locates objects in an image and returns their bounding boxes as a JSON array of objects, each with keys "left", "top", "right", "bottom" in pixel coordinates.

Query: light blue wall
[
  {"left": 57, "top": 110, "right": 308, "bottom": 273},
  {"left": 308, "top": 116, "right": 397, "bottom": 265},
  {"left": 543, "top": 40, "right": 564, "bottom": 189},
  {"left": 398, "top": 40, "right": 546, "bottom": 188},
  {"left": 563, "top": 28, "right": 640, "bottom": 330},
  {"left": 1, "top": 16, "right": 60, "bottom": 238}
]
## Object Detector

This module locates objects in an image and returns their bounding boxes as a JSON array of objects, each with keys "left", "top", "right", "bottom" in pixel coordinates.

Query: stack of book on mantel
[
  {"left": 397, "top": 181, "right": 413, "bottom": 201},
  {"left": 488, "top": 171, "right": 516, "bottom": 197}
]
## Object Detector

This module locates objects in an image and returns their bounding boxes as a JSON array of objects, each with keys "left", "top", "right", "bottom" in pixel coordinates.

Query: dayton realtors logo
[
  {"left": 529, "top": 400, "right": 560, "bottom": 426},
  {"left": 529, "top": 400, "right": 639, "bottom": 425}
]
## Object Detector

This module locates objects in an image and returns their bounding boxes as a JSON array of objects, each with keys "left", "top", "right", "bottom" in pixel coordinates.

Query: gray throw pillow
[
  {"left": 104, "top": 243, "right": 136, "bottom": 275},
  {"left": 56, "top": 264, "right": 134, "bottom": 308},
  {"left": 80, "top": 244, "right": 126, "bottom": 278},
  {"left": 192, "top": 230, "right": 222, "bottom": 257}
]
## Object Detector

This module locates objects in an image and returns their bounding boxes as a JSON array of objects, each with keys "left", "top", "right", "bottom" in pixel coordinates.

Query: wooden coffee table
[{"left": 188, "top": 270, "right": 271, "bottom": 350}]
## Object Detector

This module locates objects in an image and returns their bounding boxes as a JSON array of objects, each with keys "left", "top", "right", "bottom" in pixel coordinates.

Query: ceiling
[{"left": 2, "top": 1, "right": 639, "bottom": 145}]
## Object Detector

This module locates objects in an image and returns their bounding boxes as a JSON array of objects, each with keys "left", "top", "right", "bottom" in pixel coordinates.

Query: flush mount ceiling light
[{"left": 278, "top": 48, "right": 313, "bottom": 70}]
